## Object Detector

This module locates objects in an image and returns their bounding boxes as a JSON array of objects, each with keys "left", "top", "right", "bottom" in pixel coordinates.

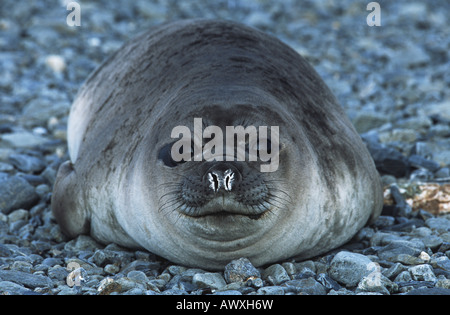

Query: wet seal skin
[{"left": 52, "top": 19, "right": 383, "bottom": 270}]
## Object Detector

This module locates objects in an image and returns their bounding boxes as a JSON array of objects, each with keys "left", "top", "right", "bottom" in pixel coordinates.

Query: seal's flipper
[{"left": 51, "top": 161, "right": 90, "bottom": 238}]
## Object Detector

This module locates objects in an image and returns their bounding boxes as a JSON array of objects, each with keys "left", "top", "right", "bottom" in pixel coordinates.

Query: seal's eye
[
  {"left": 158, "top": 142, "right": 193, "bottom": 167},
  {"left": 158, "top": 143, "right": 182, "bottom": 167}
]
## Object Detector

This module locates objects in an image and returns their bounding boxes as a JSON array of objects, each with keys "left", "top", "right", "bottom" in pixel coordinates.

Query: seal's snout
[{"left": 203, "top": 163, "right": 241, "bottom": 193}]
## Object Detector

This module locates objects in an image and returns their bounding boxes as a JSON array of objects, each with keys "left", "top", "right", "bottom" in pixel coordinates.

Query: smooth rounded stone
[
  {"left": 165, "top": 274, "right": 198, "bottom": 292},
  {"left": 421, "top": 235, "right": 443, "bottom": 250},
  {"left": 7, "top": 209, "right": 29, "bottom": 223},
  {"left": 9, "top": 153, "right": 46, "bottom": 173},
  {"left": 167, "top": 265, "right": 187, "bottom": 276},
  {"left": 0, "top": 131, "right": 49, "bottom": 148},
  {"left": 224, "top": 257, "right": 260, "bottom": 283},
  {"left": 0, "top": 270, "right": 52, "bottom": 289},
  {"left": 35, "top": 184, "right": 51, "bottom": 198},
  {"left": 282, "top": 278, "right": 327, "bottom": 295},
  {"left": 373, "top": 216, "right": 395, "bottom": 228},
  {"left": 0, "top": 244, "right": 13, "bottom": 257},
  {"left": 363, "top": 140, "right": 410, "bottom": 177},
  {"left": 157, "top": 272, "right": 171, "bottom": 283},
  {"left": 120, "top": 259, "right": 160, "bottom": 275},
  {"left": 115, "top": 277, "right": 147, "bottom": 292},
  {"left": 356, "top": 273, "right": 397, "bottom": 295},
  {"left": 192, "top": 272, "right": 226, "bottom": 290},
  {"left": 0, "top": 281, "right": 33, "bottom": 295},
  {"left": 329, "top": 251, "right": 374, "bottom": 287},
  {"left": 0, "top": 176, "right": 39, "bottom": 214},
  {"left": 20, "top": 97, "right": 70, "bottom": 128},
  {"left": 127, "top": 270, "right": 149, "bottom": 284},
  {"left": 293, "top": 267, "right": 316, "bottom": 280},
  {"left": 104, "top": 264, "right": 120, "bottom": 275},
  {"left": 408, "top": 154, "right": 441, "bottom": 172},
  {"left": 383, "top": 263, "right": 407, "bottom": 280},
  {"left": 48, "top": 265, "right": 69, "bottom": 282},
  {"left": 256, "top": 286, "right": 285, "bottom": 295},
  {"left": 425, "top": 218, "right": 450, "bottom": 232},
  {"left": 0, "top": 162, "right": 14, "bottom": 172},
  {"left": 64, "top": 235, "right": 103, "bottom": 252},
  {"left": 262, "top": 264, "right": 290, "bottom": 286},
  {"left": 436, "top": 278, "right": 450, "bottom": 289},
  {"left": 281, "top": 262, "right": 296, "bottom": 277},
  {"left": 352, "top": 112, "right": 389, "bottom": 133},
  {"left": 377, "top": 241, "right": 424, "bottom": 262},
  {"left": 293, "top": 260, "right": 316, "bottom": 273},
  {"left": 379, "top": 128, "right": 418, "bottom": 143},
  {"left": 408, "top": 264, "right": 437, "bottom": 282},
  {"left": 41, "top": 257, "right": 63, "bottom": 267},
  {"left": 434, "top": 256, "right": 450, "bottom": 272},
  {"left": 316, "top": 273, "right": 341, "bottom": 291},
  {"left": 394, "top": 271, "right": 412, "bottom": 283},
  {"left": 435, "top": 167, "right": 450, "bottom": 179},
  {"left": 11, "top": 261, "right": 33, "bottom": 273}
]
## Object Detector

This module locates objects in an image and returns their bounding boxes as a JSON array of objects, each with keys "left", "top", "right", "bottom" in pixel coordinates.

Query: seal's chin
[{"left": 177, "top": 196, "right": 271, "bottom": 221}]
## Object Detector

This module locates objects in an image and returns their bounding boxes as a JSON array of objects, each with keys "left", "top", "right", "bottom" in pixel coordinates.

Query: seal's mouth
[
  {"left": 177, "top": 196, "right": 270, "bottom": 220},
  {"left": 183, "top": 209, "right": 266, "bottom": 220}
]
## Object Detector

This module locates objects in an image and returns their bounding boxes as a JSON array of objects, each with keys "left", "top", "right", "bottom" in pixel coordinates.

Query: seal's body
[{"left": 52, "top": 19, "right": 383, "bottom": 269}]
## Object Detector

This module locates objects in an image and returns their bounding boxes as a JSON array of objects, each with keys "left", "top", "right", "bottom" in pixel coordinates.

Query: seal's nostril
[
  {"left": 208, "top": 172, "right": 220, "bottom": 192},
  {"left": 224, "top": 169, "right": 235, "bottom": 191}
]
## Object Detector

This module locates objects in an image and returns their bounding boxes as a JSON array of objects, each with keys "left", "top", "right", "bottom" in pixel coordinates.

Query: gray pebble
[
  {"left": 224, "top": 257, "right": 260, "bottom": 283},
  {"left": 9, "top": 153, "right": 46, "bottom": 173},
  {"left": 0, "top": 176, "right": 39, "bottom": 214},
  {"left": 329, "top": 251, "right": 373, "bottom": 287},
  {"left": 426, "top": 218, "right": 450, "bottom": 232},
  {"left": 257, "top": 286, "right": 284, "bottom": 295},
  {"left": 192, "top": 272, "right": 227, "bottom": 290},
  {"left": 262, "top": 264, "right": 290, "bottom": 285},
  {"left": 0, "top": 270, "right": 52, "bottom": 289},
  {"left": 282, "top": 278, "right": 327, "bottom": 295},
  {"left": 0, "top": 280, "right": 33, "bottom": 295},
  {"left": 409, "top": 264, "right": 437, "bottom": 282}
]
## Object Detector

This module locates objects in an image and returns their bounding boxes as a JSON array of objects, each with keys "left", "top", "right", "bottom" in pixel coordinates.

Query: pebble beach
[{"left": 0, "top": 0, "right": 449, "bottom": 295}]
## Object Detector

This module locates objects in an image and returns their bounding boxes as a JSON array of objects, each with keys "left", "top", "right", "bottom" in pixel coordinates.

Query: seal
[{"left": 52, "top": 19, "right": 383, "bottom": 270}]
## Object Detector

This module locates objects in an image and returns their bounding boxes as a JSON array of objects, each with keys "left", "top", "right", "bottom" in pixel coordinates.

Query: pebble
[
  {"left": 262, "top": 264, "right": 290, "bottom": 285},
  {"left": 9, "top": 153, "right": 46, "bottom": 173},
  {"left": 0, "top": 0, "right": 449, "bottom": 296},
  {"left": 0, "top": 270, "right": 53, "bottom": 289},
  {"left": 224, "top": 257, "right": 260, "bottom": 283},
  {"left": 0, "top": 176, "right": 39, "bottom": 214},
  {"left": 329, "top": 251, "right": 374, "bottom": 287},
  {"left": 409, "top": 264, "right": 437, "bottom": 282},
  {"left": 192, "top": 273, "right": 227, "bottom": 290}
]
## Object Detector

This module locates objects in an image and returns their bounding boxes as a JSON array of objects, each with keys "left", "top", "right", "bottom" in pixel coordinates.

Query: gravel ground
[{"left": 0, "top": 0, "right": 449, "bottom": 295}]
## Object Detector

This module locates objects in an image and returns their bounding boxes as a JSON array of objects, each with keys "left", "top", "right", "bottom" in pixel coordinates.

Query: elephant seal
[{"left": 52, "top": 19, "right": 383, "bottom": 270}]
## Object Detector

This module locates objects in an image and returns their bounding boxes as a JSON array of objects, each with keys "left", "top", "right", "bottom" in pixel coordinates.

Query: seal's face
[{"left": 135, "top": 100, "right": 309, "bottom": 268}]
